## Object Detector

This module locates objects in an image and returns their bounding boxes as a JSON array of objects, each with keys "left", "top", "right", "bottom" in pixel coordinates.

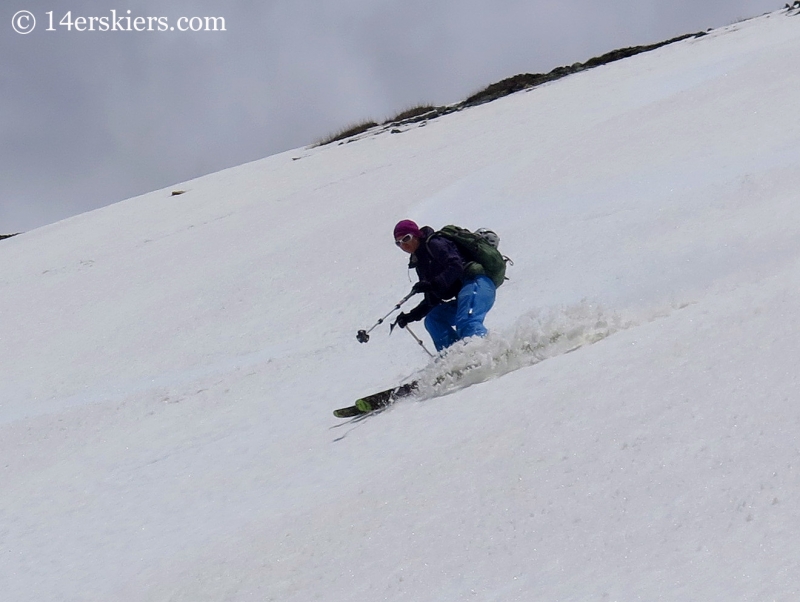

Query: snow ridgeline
[{"left": 413, "top": 301, "right": 630, "bottom": 398}]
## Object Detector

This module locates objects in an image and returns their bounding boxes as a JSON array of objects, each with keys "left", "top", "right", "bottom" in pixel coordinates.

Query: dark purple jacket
[{"left": 405, "top": 226, "right": 466, "bottom": 321}]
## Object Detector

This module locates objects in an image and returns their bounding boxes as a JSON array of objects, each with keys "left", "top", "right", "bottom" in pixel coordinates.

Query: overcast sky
[{"left": 1, "top": 0, "right": 783, "bottom": 233}]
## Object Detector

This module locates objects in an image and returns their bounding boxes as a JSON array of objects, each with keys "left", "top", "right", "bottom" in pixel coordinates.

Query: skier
[{"left": 392, "top": 219, "right": 496, "bottom": 352}]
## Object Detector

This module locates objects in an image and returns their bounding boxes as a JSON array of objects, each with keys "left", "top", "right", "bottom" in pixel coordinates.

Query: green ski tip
[{"left": 333, "top": 406, "right": 362, "bottom": 418}]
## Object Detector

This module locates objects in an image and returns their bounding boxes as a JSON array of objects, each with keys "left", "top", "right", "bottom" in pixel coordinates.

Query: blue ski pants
[{"left": 424, "top": 275, "right": 496, "bottom": 352}]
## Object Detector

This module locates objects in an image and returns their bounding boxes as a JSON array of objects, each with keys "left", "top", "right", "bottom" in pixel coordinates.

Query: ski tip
[{"left": 334, "top": 406, "right": 363, "bottom": 418}]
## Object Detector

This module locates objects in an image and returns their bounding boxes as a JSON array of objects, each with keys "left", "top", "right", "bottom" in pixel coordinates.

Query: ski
[{"left": 333, "top": 381, "right": 418, "bottom": 418}]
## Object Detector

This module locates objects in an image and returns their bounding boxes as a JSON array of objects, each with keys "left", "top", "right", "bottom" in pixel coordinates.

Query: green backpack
[{"left": 435, "top": 225, "right": 511, "bottom": 288}]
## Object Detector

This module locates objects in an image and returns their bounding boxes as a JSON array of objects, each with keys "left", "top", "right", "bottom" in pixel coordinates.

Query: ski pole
[
  {"left": 357, "top": 291, "right": 415, "bottom": 343},
  {"left": 405, "top": 324, "right": 435, "bottom": 358}
]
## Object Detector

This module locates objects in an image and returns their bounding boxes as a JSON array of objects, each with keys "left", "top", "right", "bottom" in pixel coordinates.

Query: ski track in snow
[
  {"left": 410, "top": 300, "right": 691, "bottom": 401},
  {"left": 417, "top": 302, "right": 625, "bottom": 397}
]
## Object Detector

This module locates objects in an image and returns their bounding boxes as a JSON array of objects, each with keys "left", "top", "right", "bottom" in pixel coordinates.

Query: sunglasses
[{"left": 395, "top": 233, "right": 414, "bottom": 246}]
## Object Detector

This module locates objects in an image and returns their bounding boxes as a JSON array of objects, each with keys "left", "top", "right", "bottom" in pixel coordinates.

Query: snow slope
[{"left": 2, "top": 9, "right": 800, "bottom": 601}]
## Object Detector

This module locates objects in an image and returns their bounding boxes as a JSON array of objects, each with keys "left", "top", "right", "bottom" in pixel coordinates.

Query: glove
[
  {"left": 395, "top": 312, "right": 411, "bottom": 329},
  {"left": 412, "top": 281, "right": 432, "bottom": 295}
]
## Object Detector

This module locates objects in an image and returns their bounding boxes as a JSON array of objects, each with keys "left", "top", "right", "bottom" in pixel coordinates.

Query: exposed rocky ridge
[{"left": 321, "top": 30, "right": 711, "bottom": 146}]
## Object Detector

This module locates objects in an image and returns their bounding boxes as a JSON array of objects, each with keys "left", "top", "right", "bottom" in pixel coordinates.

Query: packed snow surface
[{"left": 2, "top": 10, "right": 800, "bottom": 601}]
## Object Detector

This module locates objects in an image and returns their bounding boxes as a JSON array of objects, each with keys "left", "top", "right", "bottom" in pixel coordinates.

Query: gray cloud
[{"left": 0, "top": 0, "right": 782, "bottom": 232}]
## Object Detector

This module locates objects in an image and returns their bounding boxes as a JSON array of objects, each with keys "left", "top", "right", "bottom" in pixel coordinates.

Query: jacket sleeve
[
  {"left": 406, "top": 297, "right": 435, "bottom": 322},
  {"left": 425, "top": 236, "right": 465, "bottom": 294}
]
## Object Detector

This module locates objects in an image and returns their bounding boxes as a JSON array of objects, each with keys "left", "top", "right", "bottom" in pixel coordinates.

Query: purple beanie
[{"left": 393, "top": 219, "right": 423, "bottom": 240}]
